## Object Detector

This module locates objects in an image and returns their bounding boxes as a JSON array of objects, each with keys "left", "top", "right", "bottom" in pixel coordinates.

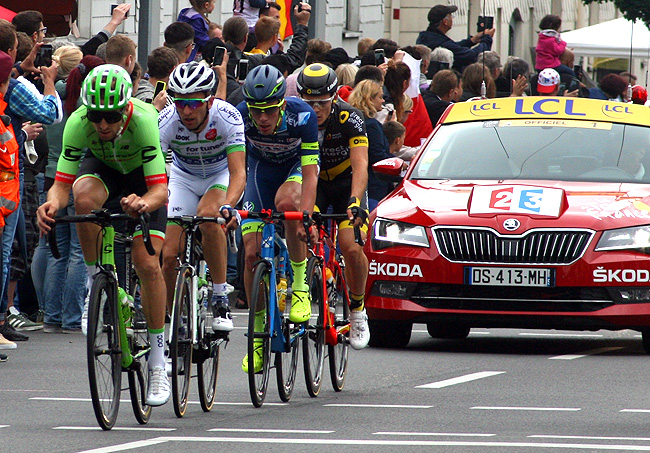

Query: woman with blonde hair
[
  {"left": 52, "top": 46, "right": 83, "bottom": 79},
  {"left": 349, "top": 80, "right": 393, "bottom": 210},
  {"left": 335, "top": 63, "right": 358, "bottom": 89}
]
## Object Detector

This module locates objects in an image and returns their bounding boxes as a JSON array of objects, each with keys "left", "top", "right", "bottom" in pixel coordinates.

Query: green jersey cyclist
[
  {"left": 297, "top": 63, "right": 370, "bottom": 349},
  {"left": 36, "top": 65, "right": 171, "bottom": 406},
  {"left": 159, "top": 62, "right": 246, "bottom": 332},
  {"left": 236, "top": 65, "right": 319, "bottom": 373}
]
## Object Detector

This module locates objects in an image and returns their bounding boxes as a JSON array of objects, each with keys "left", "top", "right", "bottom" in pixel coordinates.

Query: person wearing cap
[
  {"left": 536, "top": 68, "right": 561, "bottom": 96},
  {"left": 416, "top": 4, "right": 495, "bottom": 73}
]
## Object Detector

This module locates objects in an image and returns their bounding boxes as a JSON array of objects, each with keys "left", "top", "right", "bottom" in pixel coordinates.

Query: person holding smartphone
[
  {"left": 416, "top": 4, "right": 494, "bottom": 72},
  {"left": 133, "top": 46, "right": 179, "bottom": 111}
]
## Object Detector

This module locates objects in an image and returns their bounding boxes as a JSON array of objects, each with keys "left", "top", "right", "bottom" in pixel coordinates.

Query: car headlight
[
  {"left": 371, "top": 218, "right": 430, "bottom": 250},
  {"left": 595, "top": 226, "right": 650, "bottom": 251}
]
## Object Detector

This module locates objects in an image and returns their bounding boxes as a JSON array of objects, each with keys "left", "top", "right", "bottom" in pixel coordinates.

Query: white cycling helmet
[{"left": 168, "top": 62, "right": 216, "bottom": 94}]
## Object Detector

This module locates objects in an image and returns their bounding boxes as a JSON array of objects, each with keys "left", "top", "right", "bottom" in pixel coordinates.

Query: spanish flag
[{"left": 277, "top": 0, "right": 294, "bottom": 40}]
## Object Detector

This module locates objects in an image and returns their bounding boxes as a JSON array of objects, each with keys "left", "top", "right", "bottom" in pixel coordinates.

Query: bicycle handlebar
[
  {"left": 311, "top": 211, "right": 365, "bottom": 247},
  {"left": 238, "top": 209, "right": 305, "bottom": 221},
  {"left": 168, "top": 215, "right": 237, "bottom": 254},
  {"left": 47, "top": 210, "right": 155, "bottom": 259}
]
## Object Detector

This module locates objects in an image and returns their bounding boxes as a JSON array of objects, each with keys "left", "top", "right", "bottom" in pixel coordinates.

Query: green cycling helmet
[{"left": 81, "top": 64, "right": 133, "bottom": 110}]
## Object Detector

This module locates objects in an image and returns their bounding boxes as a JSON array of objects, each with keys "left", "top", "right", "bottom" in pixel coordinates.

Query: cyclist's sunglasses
[
  {"left": 247, "top": 100, "right": 285, "bottom": 116},
  {"left": 87, "top": 109, "right": 124, "bottom": 124},
  {"left": 173, "top": 97, "right": 210, "bottom": 109},
  {"left": 300, "top": 94, "right": 336, "bottom": 109}
]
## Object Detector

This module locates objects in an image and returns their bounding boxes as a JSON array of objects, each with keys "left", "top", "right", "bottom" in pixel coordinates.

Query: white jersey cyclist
[{"left": 159, "top": 98, "right": 245, "bottom": 214}]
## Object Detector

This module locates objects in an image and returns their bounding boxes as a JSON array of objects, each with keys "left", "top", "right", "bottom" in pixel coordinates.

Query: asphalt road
[{"left": 4, "top": 309, "right": 650, "bottom": 452}]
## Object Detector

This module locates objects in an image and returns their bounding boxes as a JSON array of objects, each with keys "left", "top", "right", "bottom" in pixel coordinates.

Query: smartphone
[
  {"left": 477, "top": 16, "right": 494, "bottom": 32},
  {"left": 237, "top": 59, "right": 249, "bottom": 81},
  {"left": 573, "top": 65, "right": 583, "bottom": 79},
  {"left": 35, "top": 44, "right": 53, "bottom": 67},
  {"left": 212, "top": 46, "right": 226, "bottom": 66},
  {"left": 297, "top": 0, "right": 308, "bottom": 13},
  {"left": 374, "top": 49, "right": 385, "bottom": 66},
  {"left": 111, "top": 4, "right": 129, "bottom": 17},
  {"left": 152, "top": 81, "right": 166, "bottom": 101}
]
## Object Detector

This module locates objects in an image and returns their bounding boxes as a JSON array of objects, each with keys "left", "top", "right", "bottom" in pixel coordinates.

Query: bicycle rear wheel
[
  {"left": 329, "top": 263, "right": 350, "bottom": 392},
  {"left": 247, "top": 261, "right": 272, "bottom": 407},
  {"left": 197, "top": 339, "right": 220, "bottom": 412},
  {"left": 127, "top": 275, "right": 151, "bottom": 424},
  {"left": 170, "top": 266, "right": 193, "bottom": 417},
  {"left": 87, "top": 272, "right": 121, "bottom": 430},
  {"left": 302, "top": 256, "right": 325, "bottom": 397}
]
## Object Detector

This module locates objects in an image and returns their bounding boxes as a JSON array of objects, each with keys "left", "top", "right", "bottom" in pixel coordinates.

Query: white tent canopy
[{"left": 563, "top": 18, "right": 650, "bottom": 58}]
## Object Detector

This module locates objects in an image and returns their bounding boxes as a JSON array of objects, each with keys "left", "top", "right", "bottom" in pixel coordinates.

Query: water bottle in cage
[{"left": 325, "top": 267, "right": 336, "bottom": 312}]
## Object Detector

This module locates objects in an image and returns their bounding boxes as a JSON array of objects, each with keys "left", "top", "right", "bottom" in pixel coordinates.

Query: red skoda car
[{"left": 366, "top": 97, "right": 650, "bottom": 349}]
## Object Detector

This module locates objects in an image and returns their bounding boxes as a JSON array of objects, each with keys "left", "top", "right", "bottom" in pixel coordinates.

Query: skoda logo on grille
[{"left": 503, "top": 218, "right": 520, "bottom": 231}]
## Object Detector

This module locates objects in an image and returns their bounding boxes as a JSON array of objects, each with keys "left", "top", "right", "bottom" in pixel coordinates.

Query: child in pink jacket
[{"left": 535, "top": 14, "right": 575, "bottom": 77}]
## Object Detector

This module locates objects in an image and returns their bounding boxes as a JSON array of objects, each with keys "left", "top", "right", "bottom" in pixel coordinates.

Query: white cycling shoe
[
  {"left": 146, "top": 366, "right": 171, "bottom": 406},
  {"left": 348, "top": 309, "right": 370, "bottom": 350}
]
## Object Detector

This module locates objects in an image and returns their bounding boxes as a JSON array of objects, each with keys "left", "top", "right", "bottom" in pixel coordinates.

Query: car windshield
[{"left": 411, "top": 120, "right": 650, "bottom": 183}]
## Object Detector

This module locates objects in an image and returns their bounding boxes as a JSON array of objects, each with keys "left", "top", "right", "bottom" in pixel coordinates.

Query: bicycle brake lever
[{"left": 139, "top": 213, "right": 156, "bottom": 256}]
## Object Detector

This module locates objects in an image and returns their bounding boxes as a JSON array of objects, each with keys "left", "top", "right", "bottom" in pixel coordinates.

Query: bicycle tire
[
  {"left": 302, "top": 256, "right": 325, "bottom": 397},
  {"left": 87, "top": 272, "right": 121, "bottom": 430},
  {"left": 275, "top": 323, "right": 300, "bottom": 402},
  {"left": 247, "top": 261, "right": 272, "bottom": 408},
  {"left": 127, "top": 276, "right": 151, "bottom": 424},
  {"left": 170, "top": 266, "right": 193, "bottom": 418},
  {"left": 329, "top": 263, "right": 350, "bottom": 392},
  {"left": 197, "top": 260, "right": 219, "bottom": 412}
]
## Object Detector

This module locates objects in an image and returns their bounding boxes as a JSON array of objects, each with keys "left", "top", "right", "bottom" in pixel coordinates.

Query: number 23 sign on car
[{"left": 469, "top": 185, "right": 564, "bottom": 217}]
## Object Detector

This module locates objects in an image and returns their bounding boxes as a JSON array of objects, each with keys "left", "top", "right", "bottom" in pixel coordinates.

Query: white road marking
[
  {"left": 621, "top": 409, "right": 650, "bottom": 413},
  {"left": 412, "top": 330, "right": 490, "bottom": 335},
  {"left": 0, "top": 425, "right": 8, "bottom": 429},
  {"left": 472, "top": 406, "right": 581, "bottom": 411},
  {"left": 76, "top": 435, "right": 650, "bottom": 450},
  {"left": 30, "top": 397, "right": 285, "bottom": 406},
  {"left": 416, "top": 371, "right": 505, "bottom": 389},
  {"left": 519, "top": 333, "right": 604, "bottom": 338},
  {"left": 208, "top": 428, "right": 335, "bottom": 434},
  {"left": 549, "top": 347, "right": 624, "bottom": 360},
  {"left": 323, "top": 404, "right": 432, "bottom": 409},
  {"left": 374, "top": 431, "right": 496, "bottom": 437},
  {"left": 77, "top": 439, "right": 169, "bottom": 453},
  {"left": 54, "top": 426, "right": 176, "bottom": 432},
  {"left": 530, "top": 435, "right": 650, "bottom": 441}
]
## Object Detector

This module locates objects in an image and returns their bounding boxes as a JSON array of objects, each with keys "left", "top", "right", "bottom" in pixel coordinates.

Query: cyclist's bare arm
[
  {"left": 121, "top": 183, "right": 168, "bottom": 218},
  {"left": 36, "top": 180, "right": 72, "bottom": 234},
  {"left": 348, "top": 144, "right": 369, "bottom": 227},
  {"left": 223, "top": 150, "right": 246, "bottom": 229}
]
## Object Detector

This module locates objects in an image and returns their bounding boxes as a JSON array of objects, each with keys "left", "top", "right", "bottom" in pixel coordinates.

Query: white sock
[
  {"left": 86, "top": 264, "right": 98, "bottom": 292},
  {"left": 213, "top": 282, "right": 228, "bottom": 296},
  {"left": 148, "top": 330, "right": 166, "bottom": 369}
]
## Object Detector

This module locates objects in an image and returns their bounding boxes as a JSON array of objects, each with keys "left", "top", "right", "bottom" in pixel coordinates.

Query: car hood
[{"left": 375, "top": 179, "right": 650, "bottom": 233}]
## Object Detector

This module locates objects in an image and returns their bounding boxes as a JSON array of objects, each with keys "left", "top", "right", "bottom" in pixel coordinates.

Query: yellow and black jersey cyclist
[{"left": 296, "top": 63, "right": 370, "bottom": 350}]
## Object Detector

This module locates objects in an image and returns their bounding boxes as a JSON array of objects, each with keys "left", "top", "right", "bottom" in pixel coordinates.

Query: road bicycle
[
  {"left": 167, "top": 215, "right": 236, "bottom": 417},
  {"left": 49, "top": 209, "right": 155, "bottom": 430},
  {"left": 303, "top": 212, "right": 363, "bottom": 396},
  {"left": 239, "top": 209, "right": 311, "bottom": 407}
]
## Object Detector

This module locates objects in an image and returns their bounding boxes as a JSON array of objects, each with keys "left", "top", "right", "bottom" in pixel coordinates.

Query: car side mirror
[{"left": 373, "top": 157, "right": 404, "bottom": 183}]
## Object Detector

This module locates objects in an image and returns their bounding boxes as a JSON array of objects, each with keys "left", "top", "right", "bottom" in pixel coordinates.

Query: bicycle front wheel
[
  {"left": 302, "top": 256, "right": 325, "bottom": 397},
  {"left": 275, "top": 320, "right": 300, "bottom": 402},
  {"left": 329, "top": 264, "right": 350, "bottom": 392},
  {"left": 197, "top": 338, "right": 220, "bottom": 412},
  {"left": 87, "top": 272, "right": 122, "bottom": 431},
  {"left": 127, "top": 275, "right": 151, "bottom": 424},
  {"left": 247, "top": 261, "right": 272, "bottom": 407},
  {"left": 171, "top": 266, "right": 193, "bottom": 417}
]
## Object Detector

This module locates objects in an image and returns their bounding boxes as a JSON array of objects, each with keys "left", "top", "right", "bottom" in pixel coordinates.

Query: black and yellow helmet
[{"left": 296, "top": 63, "right": 338, "bottom": 97}]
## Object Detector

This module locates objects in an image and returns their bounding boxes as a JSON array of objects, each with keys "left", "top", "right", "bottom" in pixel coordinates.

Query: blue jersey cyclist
[
  {"left": 159, "top": 62, "right": 246, "bottom": 332},
  {"left": 236, "top": 65, "right": 319, "bottom": 373}
]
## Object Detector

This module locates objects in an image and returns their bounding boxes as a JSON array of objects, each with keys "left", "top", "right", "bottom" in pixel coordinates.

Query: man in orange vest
[{"left": 0, "top": 49, "right": 20, "bottom": 354}]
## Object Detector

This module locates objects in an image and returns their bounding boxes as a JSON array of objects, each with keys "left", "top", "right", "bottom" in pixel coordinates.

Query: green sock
[
  {"left": 254, "top": 310, "right": 266, "bottom": 333},
  {"left": 290, "top": 259, "right": 308, "bottom": 292}
]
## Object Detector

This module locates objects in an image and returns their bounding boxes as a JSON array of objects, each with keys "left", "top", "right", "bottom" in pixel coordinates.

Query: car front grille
[{"left": 433, "top": 227, "right": 593, "bottom": 265}]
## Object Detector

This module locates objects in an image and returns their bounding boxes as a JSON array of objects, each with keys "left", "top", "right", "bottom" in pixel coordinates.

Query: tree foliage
[{"left": 581, "top": 0, "right": 650, "bottom": 27}]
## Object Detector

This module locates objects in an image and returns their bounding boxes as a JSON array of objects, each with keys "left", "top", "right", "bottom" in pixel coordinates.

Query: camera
[{"left": 477, "top": 16, "right": 494, "bottom": 32}]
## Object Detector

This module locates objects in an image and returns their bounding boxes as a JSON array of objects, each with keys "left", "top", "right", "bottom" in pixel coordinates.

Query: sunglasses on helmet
[
  {"left": 173, "top": 97, "right": 210, "bottom": 110},
  {"left": 86, "top": 109, "right": 124, "bottom": 124}
]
